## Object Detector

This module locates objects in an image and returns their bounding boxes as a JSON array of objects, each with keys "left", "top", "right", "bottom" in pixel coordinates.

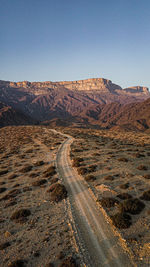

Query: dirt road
[{"left": 54, "top": 130, "right": 135, "bottom": 267}]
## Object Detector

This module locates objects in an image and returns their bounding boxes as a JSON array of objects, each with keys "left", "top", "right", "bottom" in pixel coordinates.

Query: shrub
[
  {"left": 0, "top": 187, "right": 6, "bottom": 194},
  {"left": 1, "top": 189, "right": 21, "bottom": 201},
  {"left": 0, "top": 241, "right": 10, "bottom": 250},
  {"left": 133, "top": 152, "right": 145, "bottom": 158},
  {"left": 118, "top": 158, "right": 128, "bottom": 162},
  {"left": 32, "top": 179, "right": 47, "bottom": 186},
  {"left": 88, "top": 164, "right": 97, "bottom": 172},
  {"left": 58, "top": 256, "right": 78, "bottom": 267},
  {"left": 99, "top": 197, "right": 119, "bottom": 208},
  {"left": 8, "top": 174, "right": 17, "bottom": 180},
  {"left": 119, "top": 183, "right": 129, "bottom": 189},
  {"left": 143, "top": 174, "right": 150, "bottom": 179},
  {"left": 19, "top": 165, "right": 32, "bottom": 173},
  {"left": 10, "top": 209, "right": 31, "bottom": 223},
  {"left": 29, "top": 172, "right": 40, "bottom": 178},
  {"left": 119, "top": 198, "right": 145, "bottom": 215},
  {"left": 44, "top": 166, "right": 56, "bottom": 177},
  {"left": 8, "top": 259, "right": 26, "bottom": 267},
  {"left": 0, "top": 169, "right": 8, "bottom": 176},
  {"left": 105, "top": 175, "right": 114, "bottom": 181},
  {"left": 85, "top": 175, "right": 96, "bottom": 182},
  {"left": 137, "top": 165, "right": 148, "bottom": 171},
  {"left": 140, "top": 190, "right": 150, "bottom": 201},
  {"left": 117, "top": 193, "right": 132, "bottom": 200},
  {"left": 110, "top": 212, "right": 132, "bottom": 229},
  {"left": 47, "top": 183, "right": 68, "bottom": 202},
  {"left": 34, "top": 160, "right": 45, "bottom": 167},
  {"left": 78, "top": 167, "right": 88, "bottom": 175},
  {"left": 72, "top": 157, "right": 84, "bottom": 167}
]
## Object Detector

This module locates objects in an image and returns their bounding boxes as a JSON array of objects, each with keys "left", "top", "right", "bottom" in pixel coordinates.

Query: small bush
[
  {"left": 8, "top": 174, "right": 17, "bottom": 180},
  {"left": 117, "top": 193, "right": 132, "bottom": 200},
  {"left": 50, "top": 177, "right": 59, "bottom": 184},
  {"left": 44, "top": 166, "right": 56, "bottom": 177},
  {"left": 8, "top": 259, "right": 26, "bottom": 267},
  {"left": 137, "top": 165, "right": 148, "bottom": 171},
  {"left": 143, "top": 174, "right": 150, "bottom": 179},
  {"left": 105, "top": 175, "right": 114, "bottom": 181},
  {"left": 119, "top": 183, "right": 129, "bottom": 189},
  {"left": 88, "top": 164, "right": 97, "bottom": 172},
  {"left": 78, "top": 167, "right": 88, "bottom": 175},
  {"left": 1, "top": 189, "right": 21, "bottom": 201},
  {"left": 0, "top": 169, "right": 8, "bottom": 176},
  {"left": 32, "top": 179, "right": 47, "bottom": 186},
  {"left": 110, "top": 213, "right": 132, "bottom": 229},
  {"left": 34, "top": 160, "right": 45, "bottom": 167},
  {"left": 133, "top": 152, "right": 145, "bottom": 158},
  {"left": 10, "top": 209, "right": 31, "bottom": 223},
  {"left": 47, "top": 183, "right": 68, "bottom": 202},
  {"left": 0, "top": 187, "right": 6, "bottom": 194},
  {"left": 19, "top": 165, "right": 32, "bottom": 173},
  {"left": 58, "top": 256, "right": 78, "bottom": 267},
  {"left": 72, "top": 158, "right": 83, "bottom": 167},
  {"left": 99, "top": 197, "right": 119, "bottom": 208},
  {"left": 119, "top": 198, "right": 145, "bottom": 215},
  {"left": 29, "top": 172, "right": 40, "bottom": 178},
  {"left": 118, "top": 158, "right": 128, "bottom": 162},
  {"left": 0, "top": 241, "right": 10, "bottom": 250},
  {"left": 85, "top": 175, "right": 96, "bottom": 182},
  {"left": 140, "top": 190, "right": 150, "bottom": 201}
]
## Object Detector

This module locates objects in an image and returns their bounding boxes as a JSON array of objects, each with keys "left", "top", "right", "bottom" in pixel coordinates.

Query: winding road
[{"left": 53, "top": 130, "right": 135, "bottom": 267}]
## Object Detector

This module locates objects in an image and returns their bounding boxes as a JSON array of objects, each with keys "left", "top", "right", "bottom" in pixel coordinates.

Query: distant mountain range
[{"left": 0, "top": 78, "right": 150, "bottom": 130}]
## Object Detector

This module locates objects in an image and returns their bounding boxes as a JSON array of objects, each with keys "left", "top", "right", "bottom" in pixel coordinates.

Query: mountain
[{"left": 0, "top": 78, "right": 149, "bottom": 129}]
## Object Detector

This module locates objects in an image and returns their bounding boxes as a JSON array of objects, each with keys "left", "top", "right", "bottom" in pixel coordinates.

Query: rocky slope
[{"left": 0, "top": 78, "right": 149, "bottom": 129}]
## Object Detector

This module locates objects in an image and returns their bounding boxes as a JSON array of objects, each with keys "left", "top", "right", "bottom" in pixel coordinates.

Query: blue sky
[{"left": 0, "top": 0, "right": 150, "bottom": 88}]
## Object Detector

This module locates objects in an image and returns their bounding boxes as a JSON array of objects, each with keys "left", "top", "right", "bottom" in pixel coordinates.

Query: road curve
[{"left": 54, "top": 130, "right": 135, "bottom": 267}]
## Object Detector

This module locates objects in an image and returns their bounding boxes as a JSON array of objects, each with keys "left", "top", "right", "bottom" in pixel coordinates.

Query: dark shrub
[
  {"left": 32, "top": 179, "right": 47, "bottom": 186},
  {"left": 47, "top": 183, "right": 68, "bottom": 202},
  {"left": 1, "top": 189, "right": 21, "bottom": 201},
  {"left": 143, "top": 174, "right": 150, "bottom": 179},
  {"left": 44, "top": 166, "right": 56, "bottom": 177},
  {"left": 0, "top": 187, "right": 6, "bottom": 194},
  {"left": 118, "top": 158, "right": 128, "bottom": 162},
  {"left": 19, "top": 165, "right": 32, "bottom": 173},
  {"left": 10, "top": 209, "right": 31, "bottom": 223},
  {"left": 137, "top": 165, "right": 148, "bottom": 171},
  {"left": 8, "top": 259, "right": 26, "bottom": 267},
  {"left": 105, "top": 175, "right": 114, "bottom": 181},
  {"left": 85, "top": 175, "right": 96, "bottom": 182},
  {"left": 140, "top": 190, "right": 150, "bottom": 201},
  {"left": 133, "top": 152, "right": 145, "bottom": 158},
  {"left": 119, "top": 198, "right": 145, "bottom": 215},
  {"left": 72, "top": 157, "right": 84, "bottom": 167},
  {"left": 119, "top": 183, "right": 129, "bottom": 189},
  {"left": 110, "top": 212, "right": 132, "bottom": 229},
  {"left": 88, "top": 164, "right": 97, "bottom": 172},
  {"left": 78, "top": 167, "right": 88, "bottom": 175},
  {"left": 0, "top": 241, "right": 10, "bottom": 250},
  {"left": 58, "top": 256, "right": 78, "bottom": 267},
  {"left": 117, "top": 193, "right": 132, "bottom": 200},
  {"left": 0, "top": 169, "right": 8, "bottom": 176},
  {"left": 99, "top": 197, "right": 119, "bottom": 208},
  {"left": 8, "top": 174, "right": 17, "bottom": 180},
  {"left": 34, "top": 160, "right": 45, "bottom": 167}
]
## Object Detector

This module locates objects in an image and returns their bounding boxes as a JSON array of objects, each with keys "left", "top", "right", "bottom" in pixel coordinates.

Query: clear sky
[{"left": 0, "top": 0, "right": 150, "bottom": 88}]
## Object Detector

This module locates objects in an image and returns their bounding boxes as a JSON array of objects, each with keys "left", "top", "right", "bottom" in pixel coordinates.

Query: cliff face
[
  {"left": 0, "top": 77, "right": 149, "bottom": 129},
  {"left": 0, "top": 78, "right": 149, "bottom": 95}
]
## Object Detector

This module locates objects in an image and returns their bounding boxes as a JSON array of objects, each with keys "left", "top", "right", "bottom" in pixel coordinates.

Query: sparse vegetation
[
  {"left": 110, "top": 212, "right": 132, "bottom": 229},
  {"left": 99, "top": 197, "right": 119, "bottom": 208},
  {"left": 10, "top": 208, "right": 31, "bottom": 223},
  {"left": 119, "top": 198, "right": 145, "bottom": 215},
  {"left": 32, "top": 179, "right": 47, "bottom": 186},
  {"left": 140, "top": 190, "right": 150, "bottom": 201},
  {"left": 47, "top": 183, "right": 68, "bottom": 202}
]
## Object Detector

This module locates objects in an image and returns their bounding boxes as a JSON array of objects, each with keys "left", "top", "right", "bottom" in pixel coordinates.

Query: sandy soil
[
  {"left": 0, "top": 126, "right": 79, "bottom": 267},
  {"left": 62, "top": 127, "right": 150, "bottom": 266}
]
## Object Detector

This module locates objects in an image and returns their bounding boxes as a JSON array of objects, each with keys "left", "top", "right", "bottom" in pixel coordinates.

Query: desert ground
[
  {"left": 0, "top": 126, "right": 80, "bottom": 267},
  {"left": 0, "top": 125, "right": 150, "bottom": 266},
  {"left": 63, "top": 127, "right": 150, "bottom": 266}
]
